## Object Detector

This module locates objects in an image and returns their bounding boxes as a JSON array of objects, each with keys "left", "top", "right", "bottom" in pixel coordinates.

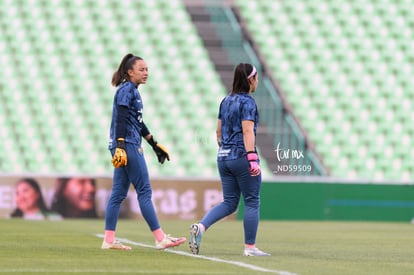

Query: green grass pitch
[{"left": 0, "top": 219, "right": 413, "bottom": 275}]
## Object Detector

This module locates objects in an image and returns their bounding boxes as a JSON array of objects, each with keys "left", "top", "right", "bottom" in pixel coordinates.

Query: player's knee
[{"left": 223, "top": 200, "right": 239, "bottom": 214}]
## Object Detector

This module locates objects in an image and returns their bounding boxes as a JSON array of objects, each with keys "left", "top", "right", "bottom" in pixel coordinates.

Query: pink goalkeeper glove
[{"left": 246, "top": 151, "right": 261, "bottom": 176}]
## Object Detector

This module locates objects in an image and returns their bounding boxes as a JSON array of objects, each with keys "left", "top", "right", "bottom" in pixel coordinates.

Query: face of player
[
  {"left": 249, "top": 74, "right": 259, "bottom": 93},
  {"left": 128, "top": 59, "right": 148, "bottom": 85},
  {"left": 15, "top": 181, "right": 40, "bottom": 214},
  {"left": 63, "top": 178, "right": 96, "bottom": 212}
]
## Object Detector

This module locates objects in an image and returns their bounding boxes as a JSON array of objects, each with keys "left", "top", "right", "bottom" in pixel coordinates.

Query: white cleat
[
  {"left": 243, "top": 247, "right": 271, "bottom": 256},
  {"left": 189, "top": 223, "right": 203, "bottom": 255},
  {"left": 101, "top": 240, "right": 132, "bottom": 250},
  {"left": 155, "top": 234, "right": 186, "bottom": 250}
]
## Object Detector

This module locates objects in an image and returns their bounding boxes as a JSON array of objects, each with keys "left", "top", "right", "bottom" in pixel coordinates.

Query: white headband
[{"left": 247, "top": 65, "right": 257, "bottom": 79}]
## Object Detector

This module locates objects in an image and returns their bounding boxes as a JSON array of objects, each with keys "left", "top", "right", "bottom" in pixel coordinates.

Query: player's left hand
[
  {"left": 112, "top": 148, "right": 127, "bottom": 168},
  {"left": 112, "top": 138, "right": 128, "bottom": 168}
]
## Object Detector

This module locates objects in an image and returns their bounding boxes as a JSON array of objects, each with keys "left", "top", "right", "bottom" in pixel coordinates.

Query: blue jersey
[
  {"left": 217, "top": 92, "right": 259, "bottom": 161},
  {"left": 108, "top": 81, "right": 144, "bottom": 149}
]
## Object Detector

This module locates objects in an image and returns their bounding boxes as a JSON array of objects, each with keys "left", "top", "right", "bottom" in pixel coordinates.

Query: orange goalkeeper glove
[
  {"left": 112, "top": 138, "right": 128, "bottom": 168},
  {"left": 147, "top": 136, "right": 170, "bottom": 164}
]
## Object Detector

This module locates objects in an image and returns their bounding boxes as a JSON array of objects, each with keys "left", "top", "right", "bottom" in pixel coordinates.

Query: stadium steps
[
  {"left": 185, "top": 2, "right": 277, "bottom": 175},
  {"left": 184, "top": 1, "right": 328, "bottom": 176},
  {"left": 0, "top": 0, "right": 226, "bottom": 177},
  {"left": 185, "top": 4, "right": 234, "bottom": 92}
]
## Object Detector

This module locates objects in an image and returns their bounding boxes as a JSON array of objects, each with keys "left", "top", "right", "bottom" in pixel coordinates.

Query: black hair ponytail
[{"left": 111, "top": 54, "right": 143, "bottom": 87}]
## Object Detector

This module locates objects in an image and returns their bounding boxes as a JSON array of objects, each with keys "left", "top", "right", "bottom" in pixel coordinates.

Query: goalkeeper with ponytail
[
  {"left": 189, "top": 63, "right": 269, "bottom": 257},
  {"left": 102, "top": 54, "right": 185, "bottom": 250}
]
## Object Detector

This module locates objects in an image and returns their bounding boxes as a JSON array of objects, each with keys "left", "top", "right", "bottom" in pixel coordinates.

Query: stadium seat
[
  {"left": 0, "top": 0, "right": 226, "bottom": 176},
  {"left": 236, "top": 0, "right": 414, "bottom": 180}
]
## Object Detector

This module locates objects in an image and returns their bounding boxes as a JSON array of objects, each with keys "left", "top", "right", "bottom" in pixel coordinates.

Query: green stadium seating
[
  {"left": 0, "top": 0, "right": 226, "bottom": 177},
  {"left": 236, "top": 0, "right": 414, "bottom": 180},
  {"left": 3, "top": 0, "right": 411, "bottom": 180}
]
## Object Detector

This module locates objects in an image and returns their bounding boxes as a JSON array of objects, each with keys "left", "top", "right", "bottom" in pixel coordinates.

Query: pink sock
[
  {"left": 245, "top": 244, "right": 255, "bottom": 249},
  {"left": 153, "top": 228, "right": 165, "bottom": 242},
  {"left": 105, "top": 230, "right": 115, "bottom": 244}
]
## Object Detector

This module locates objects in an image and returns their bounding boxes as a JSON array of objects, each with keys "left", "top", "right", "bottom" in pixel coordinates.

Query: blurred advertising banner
[{"left": 0, "top": 175, "right": 231, "bottom": 221}]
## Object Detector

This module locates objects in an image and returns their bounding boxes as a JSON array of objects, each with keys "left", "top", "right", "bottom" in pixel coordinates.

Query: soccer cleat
[
  {"left": 155, "top": 234, "right": 186, "bottom": 250},
  {"left": 243, "top": 247, "right": 271, "bottom": 256},
  {"left": 189, "top": 223, "right": 203, "bottom": 255},
  {"left": 101, "top": 240, "right": 132, "bottom": 250}
]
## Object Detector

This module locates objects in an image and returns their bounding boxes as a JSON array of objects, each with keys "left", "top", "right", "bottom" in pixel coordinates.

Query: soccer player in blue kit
[
  {"left": 189, "top": 63, "right": 270, "bottom": 256},
  {"left": 101, "top": 54, "right": 186, "bottom": 250}
]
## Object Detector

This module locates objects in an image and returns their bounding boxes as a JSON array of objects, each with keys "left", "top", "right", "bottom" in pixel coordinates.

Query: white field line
[
  {"left": 96, "top": 234, "right": 299, "bottom": 275},
  {"left": 0, "top": 269, "right": 182, "bottom": 274}
]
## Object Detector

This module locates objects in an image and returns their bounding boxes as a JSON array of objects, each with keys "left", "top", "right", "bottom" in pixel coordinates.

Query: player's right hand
[
  {"left": 112, "top": 138, "right": 127, "bottom": 168},
  {"left": 152, "top": 143, "right": 170, "bottom": 164},
  {"left": 147, "top": 136, "right": 170, "bottom": 164},
  {"left": 246, "top": 151, "right": 261, "bottom": 176}
]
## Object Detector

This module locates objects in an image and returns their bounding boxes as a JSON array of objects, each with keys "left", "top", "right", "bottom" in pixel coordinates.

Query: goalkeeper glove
[
  {"left": 112, "top": 138, "right": 128, "bottom": 168},
  {"left": 147, "top": 136, "right": 170, "bottom": 164},
  {"left": 246, "top": 151, "right": 261, "bottom": 176}
]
